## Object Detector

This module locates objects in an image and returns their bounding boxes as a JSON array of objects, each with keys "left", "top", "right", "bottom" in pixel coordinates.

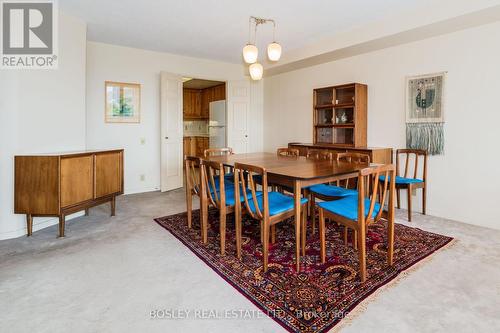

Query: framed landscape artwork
[{"left": 105, "top": 81, "right": 141, "bottom": 123}]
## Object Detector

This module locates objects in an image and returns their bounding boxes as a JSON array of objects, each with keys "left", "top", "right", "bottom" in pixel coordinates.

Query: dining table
[{"left": 202, "top": 152, "right": 374, "bottom": 272}]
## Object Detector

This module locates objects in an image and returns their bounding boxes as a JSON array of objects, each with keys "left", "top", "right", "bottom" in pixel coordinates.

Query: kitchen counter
[{"left": 184, "top": 134, "right": 209, "bottom": 138}]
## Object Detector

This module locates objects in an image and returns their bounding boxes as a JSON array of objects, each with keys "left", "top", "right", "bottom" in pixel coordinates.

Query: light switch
[
  {"left": 140, "top": 138, "right": 146, "bottom": 145},
  {"left": 140, "top": 174, "right": 145, "bottom": 181}
]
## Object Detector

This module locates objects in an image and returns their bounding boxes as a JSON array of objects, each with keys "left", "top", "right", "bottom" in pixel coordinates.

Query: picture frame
[{"left": 105, "top": 81, "right": 141, "bottom": 123}]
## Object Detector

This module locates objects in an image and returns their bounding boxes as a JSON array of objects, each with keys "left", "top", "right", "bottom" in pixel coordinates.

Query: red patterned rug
[{"left": 154, "top": 209, "right": 453, "bottom": 332}]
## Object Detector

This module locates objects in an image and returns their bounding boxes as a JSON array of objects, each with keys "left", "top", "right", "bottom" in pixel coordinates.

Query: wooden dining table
[{"left": 202, "top": 152, "right": 373, "bottom": 272}]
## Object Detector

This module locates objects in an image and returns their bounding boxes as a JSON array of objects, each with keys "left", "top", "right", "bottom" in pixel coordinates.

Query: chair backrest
[
  {"left": 277, "top": 147, "right": 299, "bottom": 157},
  {"left": 396, "top": 149, "right": 427, "bottom": 181},
  {"left": 336, "top": 152, "right": 370, "bottom": 164},
  {"left": 357, "top": 164, "right": 395, "bottom": 225},
  {"left": 204, "top": 147, "right": 233, "bottom": 158},
  {"left": 233, "top": 162, "right": 268, "bottom": 220},
  {"left": 185, "top": 156, "right": 202, "bottom": 197},
  {"left": 201, "top": 159, "right": 227, "bottom": 208},
  {"left": 336, "top": 152, "right": 370, "bottom": 188},
  {"left": 306, "top": 149, "right": 333, "bottom": 160}
]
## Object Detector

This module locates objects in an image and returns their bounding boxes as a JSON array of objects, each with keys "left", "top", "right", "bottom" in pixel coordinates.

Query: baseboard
[{"left": 0, "top": 211, "right": 84, "bottom": 240}]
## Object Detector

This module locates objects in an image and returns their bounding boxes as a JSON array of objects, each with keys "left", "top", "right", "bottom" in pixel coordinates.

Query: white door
[
  {"left": 227, "top": 80, "right": 250, "bottom": 153},
  {"left": 160, "top": 72, "right": 183, "bottom": 192}
]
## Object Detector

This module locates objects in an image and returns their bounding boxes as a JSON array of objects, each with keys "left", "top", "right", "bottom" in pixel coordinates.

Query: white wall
[
  {"left": 86, "top": 42, "right": 263, "bottom": 194},
  {"left": 263, "top": 22, "right": 500, "bottom": 230},
  {"left": 0, "top": 13, "right": 87, "bottom": 239}
]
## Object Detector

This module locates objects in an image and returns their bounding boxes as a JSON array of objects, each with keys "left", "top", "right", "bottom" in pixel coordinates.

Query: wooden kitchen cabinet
[
  {"left": 183, "top": 136, "right": 209, "bottom": 157},
  {"left": 15, "top": 149, "right": 124, "bottom": 237},
  {"left": 183, "top": 88, "right": 203, "bottom": 119}
]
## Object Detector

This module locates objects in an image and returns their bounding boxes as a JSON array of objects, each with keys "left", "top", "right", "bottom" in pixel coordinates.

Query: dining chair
[
  {"left": 306, "top": 149, "right": 334, "bottom": 160},
  {"left": 318, "top": 164, "right": 396, "bottom": 282},
  {"left": 204, "top": 147, "right": 235, "bottom": 183},
  {"left": 233, "top": 162, "right": 308, "bottom": 272},
  {"left": 277, "top": 147, "right": 300, "bottom": 156},
  {"left": 380, "top": 149, "right": 427, "bottom": 221},
  {"left": 254, "top": 147, "right": 299, "bottom": 191},
  {"left": 185, "top": 155, "right": 202, "bottom": 230},
  {"left": 201, "top": 159, "right": 260, "bottom": 255},
  {"left": 309, "top": 152, "right": 370, "bottom": 243}
]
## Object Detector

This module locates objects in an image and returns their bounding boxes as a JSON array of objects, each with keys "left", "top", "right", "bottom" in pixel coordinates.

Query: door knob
[
  {"left": 245, "top": 135, "right": 248, "bottom": 138},
  {"left": 165, "top": 136, "right": 169, "bottom": 139}
]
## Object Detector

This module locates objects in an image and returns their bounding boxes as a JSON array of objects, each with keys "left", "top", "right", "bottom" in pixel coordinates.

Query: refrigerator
[{"left": 209, "top": 100, "right": 226, "bottom": 148}]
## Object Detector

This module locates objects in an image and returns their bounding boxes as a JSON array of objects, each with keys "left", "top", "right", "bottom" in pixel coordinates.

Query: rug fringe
[{"left": 330, "top": 238, "right": 458, "bottom": 333}]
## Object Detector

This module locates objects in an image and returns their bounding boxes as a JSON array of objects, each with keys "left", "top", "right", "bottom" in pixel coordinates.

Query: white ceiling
[{"left": 61, "top": 0, "right": 423, "bottom": 64}]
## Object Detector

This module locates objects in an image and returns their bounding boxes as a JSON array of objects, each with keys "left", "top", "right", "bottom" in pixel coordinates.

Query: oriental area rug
[{"left": 154, "top": 209, "right": 453, "bottom": 332}]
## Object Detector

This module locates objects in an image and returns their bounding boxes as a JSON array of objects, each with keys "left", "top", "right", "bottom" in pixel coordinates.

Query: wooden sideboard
[
  {"left": 288, "top": 143, "right": 392, "bottom": 164},
  {"left": 14, "top": 149, "right": 124, "bottom": 237}
]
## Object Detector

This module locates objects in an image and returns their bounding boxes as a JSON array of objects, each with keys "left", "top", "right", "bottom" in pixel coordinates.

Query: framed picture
[
  {"left": 405, "top": 72, "right": 445, "bottom": 123},
  {"left": 105, "top": 81, "right": 141, "bottom": 123}
]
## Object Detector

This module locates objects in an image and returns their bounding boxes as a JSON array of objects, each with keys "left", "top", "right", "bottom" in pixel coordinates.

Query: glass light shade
[
  {"left": 249, "top": 63, "right": 263, "bottom": 80},
  {"left": 242, "top": 44, "right": 258, "bottom": 64},
  {"left": 267, "top": 42, "right": 282, "bottom": 61}
]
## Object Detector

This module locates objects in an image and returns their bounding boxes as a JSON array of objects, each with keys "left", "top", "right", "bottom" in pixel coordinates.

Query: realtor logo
[{"left": 1, "top": 0, "right": 58, "bottom": 69}]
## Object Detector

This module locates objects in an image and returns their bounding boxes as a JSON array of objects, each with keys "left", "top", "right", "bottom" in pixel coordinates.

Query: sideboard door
[
  {"left": 94, "top": 151, "right": 123, "bottom": 198},
  {"left": 61, "top": 156, "right": 94, "bottom": 208}
]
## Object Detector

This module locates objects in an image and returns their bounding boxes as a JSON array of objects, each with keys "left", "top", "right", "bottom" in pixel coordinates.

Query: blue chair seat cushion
[
  {"left": 247, "top": 192, "right": 307, "bottom": 217},
  {"left": 309, "top": 184, "right": 358, "bottom": 197},
  {"left": 208, "top": 175, "right": 234, "bottom": 193},
  {"left": 212, "top": 185, "right": 262, "bottom": 207},
  {"left": 379, "top": 175, "right": 423, "bottom": 185},
  {"left": 318, "top": 196, "right": 381, "bottom": 221}
]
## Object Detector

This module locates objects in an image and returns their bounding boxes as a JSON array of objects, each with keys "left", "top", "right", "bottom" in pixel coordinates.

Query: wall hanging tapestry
[{"left": 406, "top": 72, "right": 445, "bottom": 155}]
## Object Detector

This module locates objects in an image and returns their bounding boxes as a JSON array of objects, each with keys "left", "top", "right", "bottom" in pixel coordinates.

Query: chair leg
[
  {"left": 301, "top": 207, "right": 307, "bottom": 256},
  {"left": 407, "top": 185, "right": 412, "bottom": 222},
  {"left": 311, "top": 195, "right": 316, "bottom": 235},
  {"left": 353, "top": 230, "right": 358, "bottom": 250},
  {"left": 270, "top": 224, "right": 276, "bottom": 244},
  {"left": 186, "top": 194, "right": 192, "bottom": 229},
  {"left": 235, "top": 209, "right": 242, "bottom": 259},
  {"left": 263, "top": 220, "right": 269, "bottom": 272},
  {"left": 357, "top": 228, "right": 367, "bottom": 283},
  {"left": 396, "top": 188, "right": 401, "bottom": 209},
  {"left": 343, "top": 226, "right": 348, "bottom": 246},
  {"left": 220, "top": 211, "right": 226, "bottom": 255},
  {"left": 319, "top": 209, "right": 326, "bottom": 263},
  {"left": 422, "top": 185, "right": 427, "bottom": 215},
  {"left": 388, "top": 214, "right": 395, "bottom": 266}
]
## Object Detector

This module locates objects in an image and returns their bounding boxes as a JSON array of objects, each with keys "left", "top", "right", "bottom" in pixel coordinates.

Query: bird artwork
[{"left": 406, "top": 73, "right": 445, "bottom": 155}]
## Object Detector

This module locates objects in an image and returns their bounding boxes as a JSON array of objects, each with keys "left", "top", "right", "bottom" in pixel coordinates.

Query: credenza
[
  {"left": 14, "top": 149, "right": 124, "bottom": 237},
  {"left": 288, "top": 143, "right": 392, "bottom": 164}
]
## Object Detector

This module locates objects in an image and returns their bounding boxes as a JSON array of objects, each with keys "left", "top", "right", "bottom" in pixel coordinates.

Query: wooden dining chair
[
  {"left": 203, "top": 147, "right": 233, "bottom": 157},
  {"left": 277, "top": 147, "right": 299, "bottom": 157},
  {"left": 204, "top": 147, "right": 235, "bottom": 183},
  {"left": 201, "top": 159, "right": 260, "bottom": 255},
  {"left": 309, "top": 153, "right": 370, "bottom": 240},
  {"left": 233, "top": 162, "right": 308, "bottom": 272},
  {"left": 185, "top": 156, "right": 202, "bottom": 230},
  {"left": 381, "top": 149, "right": 427, "bottom": 221},
  {"left": 254, "top": 147, "right": 299, "bottom": 191},
  {"left": 318, "top": 164, "right": 396, "bottom": 282},
  {"left": 306, "top": 149, "right": 334, "bottom": 160}
]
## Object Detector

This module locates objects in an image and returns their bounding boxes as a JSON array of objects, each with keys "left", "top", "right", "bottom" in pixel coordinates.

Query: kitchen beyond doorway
[{"left": 182, "top": 78, "right": 227, "bottom": 158}]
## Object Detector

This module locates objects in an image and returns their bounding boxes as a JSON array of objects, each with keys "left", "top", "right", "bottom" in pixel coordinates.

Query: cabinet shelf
[{"left": 313, "top": 83, "right": 367, "bottom": 147}]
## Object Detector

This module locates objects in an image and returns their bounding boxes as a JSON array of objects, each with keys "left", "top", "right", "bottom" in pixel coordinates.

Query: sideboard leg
[
  {"left": 26, "top": 214, "right": 33, "bottom": 237},
  {"left": 84, "top": 208, "right": 89, "bottom": 216},
  {"left": 58, "top": 214, "right": 65, "bottom": 237},
  {"left": 111, "top": 197, "right": 116, "bottom": 217}
]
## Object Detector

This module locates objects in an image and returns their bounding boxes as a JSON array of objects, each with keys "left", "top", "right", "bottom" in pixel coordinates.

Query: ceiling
[
  {"left": 183, "top": 78, "right": 224, "bottom": 89},
  {"left": 60, "top": 0, "right": 423, "bottom": 64}
]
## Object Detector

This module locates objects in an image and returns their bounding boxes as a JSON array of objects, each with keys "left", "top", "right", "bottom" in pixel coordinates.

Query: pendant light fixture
[{"left": 242, "top": 16, "right": 282, "bottom": 80}]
